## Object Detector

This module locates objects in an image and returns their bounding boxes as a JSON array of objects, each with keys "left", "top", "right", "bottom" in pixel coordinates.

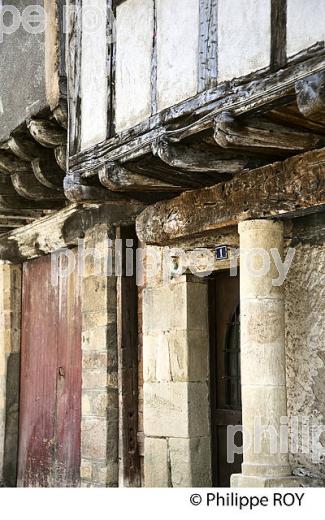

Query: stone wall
[
  {"left": 285, "top": 214, "right": 325, "bottom": 480},
  {"left": 142, "top": 246, "right": 212, "bottom": 487},
  {"left": 80, "top": 224, "right": 119, "bottom": 487},
  {"left": 0, "top": 262, "right": 21, "bottom": 486}
]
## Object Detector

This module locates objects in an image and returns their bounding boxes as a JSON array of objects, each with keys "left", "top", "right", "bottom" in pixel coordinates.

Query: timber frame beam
[
  {"left": 0, "top": 201, "right": 145, "bottom": 264},
  {"left": 136, "top": 147, "right": 325, "bottom": 245},
  {"left": 69, "top": 45, "right": 325, "bottom": 175}
]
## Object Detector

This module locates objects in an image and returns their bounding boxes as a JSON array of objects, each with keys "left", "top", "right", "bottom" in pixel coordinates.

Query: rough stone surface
[
  {"left": 144, "top": 437, "right": 169, "bottom": 487},
  {"left": 80, "top": 225, "right": 118, "bottom": 487},
  {"left": 169, "top": 437, "right": 212, "bottom": 487},
  {"left": 285, "top": 215, "right": 325, "bottom": 481}
]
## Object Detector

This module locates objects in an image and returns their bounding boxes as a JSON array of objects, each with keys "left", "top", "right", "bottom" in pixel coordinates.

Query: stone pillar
[
  {"left": 0, "top": 262, "right": 21, "bottom": 487},
  {"left": 80, "top": 225, "right": 119, "bottom": 487},
  {"left": 232, "top": 220, "right": 299, "bottom": 487},
  {"left": 143, "top": 269, "right": 212, "bottom": 488}
]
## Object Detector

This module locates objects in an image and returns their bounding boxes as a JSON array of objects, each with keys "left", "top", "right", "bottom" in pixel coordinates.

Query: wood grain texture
[
  {"left": 69, "top": 48, "right": 325, "bottom": 175},
  {"left": 271, "top": 0, "right": 287, "bottom": 70},
  {"left": 296, "top": 71, "right": 325, "bottom": 124},
  {"left": 199, "top": 0, "right": 218, "bottom": 91},
  {"left": 67, "top": 0, "right": 83, "bottom": 156},
  {"left": 28, "top": 119, "right": 66, "bottom": 148},
  {"left": 214, "top": 112, "right": 325, "bottom": 154},
  {"left": 116, "top": 226, "right": 140, "bottom": 487},
  {"left": 136, "top": 147, "right": 325, "bottom": 244}
]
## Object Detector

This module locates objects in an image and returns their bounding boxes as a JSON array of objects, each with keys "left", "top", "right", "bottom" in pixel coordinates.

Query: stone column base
[{"left": 231, "top": 474, "right": 308, "bottom": 488}]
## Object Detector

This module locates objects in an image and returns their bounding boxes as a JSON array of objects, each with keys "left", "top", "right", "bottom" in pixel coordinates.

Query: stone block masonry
[
  {"left": 80, "top": 224, "right": 118, "bottom": 487},
  {"left": 142, "top": 258, "right": 212, "bottom": 487}
]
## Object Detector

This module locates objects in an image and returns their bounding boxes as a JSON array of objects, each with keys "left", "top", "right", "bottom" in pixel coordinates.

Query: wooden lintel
[
  {"left": 152, "top": 139, "right": 249, "bottom": 174},
  {"left": 214, "top": 112, "right": 325, "bottom": 154},
  {"left": 296, "top": 71, "right": 325, "bottom": 124},
  {"left": 136, "top": 147, "right": 325, "bottom": 245},
  {"left": 0, "top": 201, "right": 145, "bottom": 263},
  {"left": 28, "top": 119, "right": 66, "bottom": 148},
  {"left": 99, "top": 162, "right": 182, "bottom": 192}
]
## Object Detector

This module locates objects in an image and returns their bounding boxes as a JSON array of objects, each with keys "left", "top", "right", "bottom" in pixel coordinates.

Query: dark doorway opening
[{"left": 209, "top": 271, "right": 242, "bottom": 487}]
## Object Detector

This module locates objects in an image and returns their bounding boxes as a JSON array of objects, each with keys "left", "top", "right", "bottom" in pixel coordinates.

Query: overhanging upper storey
[
  {"left": 65, "top": 0, "right": 325, "bottom": 203},
  {"left": 0, "top": 0, "right": 68, "bottom": 232}
]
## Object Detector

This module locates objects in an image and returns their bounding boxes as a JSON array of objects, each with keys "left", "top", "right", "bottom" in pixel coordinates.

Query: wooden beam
[
  {"left": 28, "top": 119, "right": 66, "bottom": 148},
  {"left": 99, "top": 163, "right": 181, "bottom": 192},
  {"left": 64, "top": 172, "right": 127, "bottom": 202},
  {"left": 0, "top": 196, "right": 63, "bottom": 211},
  {"left": 116, "top": 225, "right": 141, "bottom": 487},
  {"left": 53, "top": 101, "right": 68, "bottom": 130},
  {"left": 0, "top": 201, "right": 145, "bottom": 263},
  {"left": 0, "top": 151, "right": 30, "bottom": 175},
  {"left": 54, "top": 146, "right": 67, "bottom": 171},
  {"left": 7, "top": 134, "right": 45, "bottom": 161},
  {"left": 214, "top": 112, "right": 325, "bottom": 154},
  {"left": 11, "top": 172, "right": 65, "bottom": 201},
  {"left": 0, "top": 176, "right": 19, "bottom": 196},
  {"left": 69, "top": 47, "right": 325, "bottom": 175},
  {"left": 153, "top": 138, "right": 253, "bottom": 174},
  {"left": 67, "top": 0, "right": 82, "bottom": 156},
  {"left": 296, "top": 71, "right": 325, "bottom": 124},
  {"left": 32, "top": 155, "right": 65, "bottom": 189},
  {"left": 136, "top": 147, "right": 325, "bottom": 245},
  {"left": 198, "top": 0, "right": 218, "bottom": 90},
  {"left": 271, "top": 0, "right": 287, "bottom": 70}
]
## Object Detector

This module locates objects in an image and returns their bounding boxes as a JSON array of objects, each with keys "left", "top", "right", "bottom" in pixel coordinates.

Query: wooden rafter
[{"left": 136, "top": 147, "right": 325, "bottom": 245}]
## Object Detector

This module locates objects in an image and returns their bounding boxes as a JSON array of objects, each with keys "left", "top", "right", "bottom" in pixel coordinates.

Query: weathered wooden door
[
  {"left": 209, "top": 271, "right": 242, "bottom": 487},
  {"left": 18, "top": 252, "right": 81, "bottom": 487}
]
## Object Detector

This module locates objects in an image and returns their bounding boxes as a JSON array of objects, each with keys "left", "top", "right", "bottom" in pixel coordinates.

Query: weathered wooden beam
[
  {"left": 271, "top": 0, "right": 287, "bottom": 70},
  {"left": 99, "top": 163, "right": 181, "bottom": 192},
  {"left": 7, "top": 134, "right": 45, "bottom": 161},
  {"left": 54, "top": 146, "right": 67, "bottom": 171},
  {"left": 53, "top": 101, "right": 68, "bottom": 130},
  {"left": 116, "top": 225, "right": 141, "bottom": 487},
  {"left": 136, "top": 147, "right": 325, "bottom": 244},
  {"left": 0, "top": 201, "right": 146, "bottom": 263},
  {"left": 153, "top": 138, "right": 252, "bottom": 174},
  {"left": 198, "top": 0, "right": 218, "bottom": 90},
  {"left": 0, "top": 196, "right": 63, "bottom": 211},
  {"left": 214, "top": 112, "right": 325, "bottom": 154},
  {"left": 64, "top": 172, "right": 126, "bottom": 202},
  {"left": 296, "top": 71, "right": 325, "bottom": 124},
  {"left": 67, "top": 0, "right": 82, "bottom": 156},
  {"left": 11, "top": 172, "right": 65, "bottom": 201},
  {"left": 0, "top": 176, "right": 19, "bottom": 196},
  {"left": 0, "top": 151, "right": 30, "bottom": 175},
  {"left": 69, "top": 47, "right": 325, "bottom": 175},
  {"left": 32, "top": 155, "right": 65, "bottom": 189},
  {"left": 28, "top": 119, "right": 66, "bottom": 148}
]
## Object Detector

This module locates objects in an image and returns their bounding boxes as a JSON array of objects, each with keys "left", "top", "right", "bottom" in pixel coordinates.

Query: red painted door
[{"left": 18, "top": 252, "right": 81, "bottom": 487}]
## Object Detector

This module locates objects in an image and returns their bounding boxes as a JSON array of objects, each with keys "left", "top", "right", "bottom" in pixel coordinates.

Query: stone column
[
  {"left": 232, "top": 220, "right": 299, "bottom": 487},
  {"left": 0, "top": 262, "right": 21, "bottom": 487},
  {"left": 143, "top": 269, "right": 212, "bottom": 487}
]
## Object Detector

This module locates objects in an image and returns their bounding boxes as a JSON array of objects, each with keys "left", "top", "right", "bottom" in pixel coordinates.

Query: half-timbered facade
[{"left": 0, "top": 0, "right": 324, "bottom": 488}]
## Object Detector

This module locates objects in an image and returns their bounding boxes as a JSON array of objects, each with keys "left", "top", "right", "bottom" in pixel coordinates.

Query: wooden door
[
  {"left": 18, "top": 252, "right": 81, "bottom": 487},
  {"left": 209, "top": 271, "right": 242, "bottom": 487}
]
